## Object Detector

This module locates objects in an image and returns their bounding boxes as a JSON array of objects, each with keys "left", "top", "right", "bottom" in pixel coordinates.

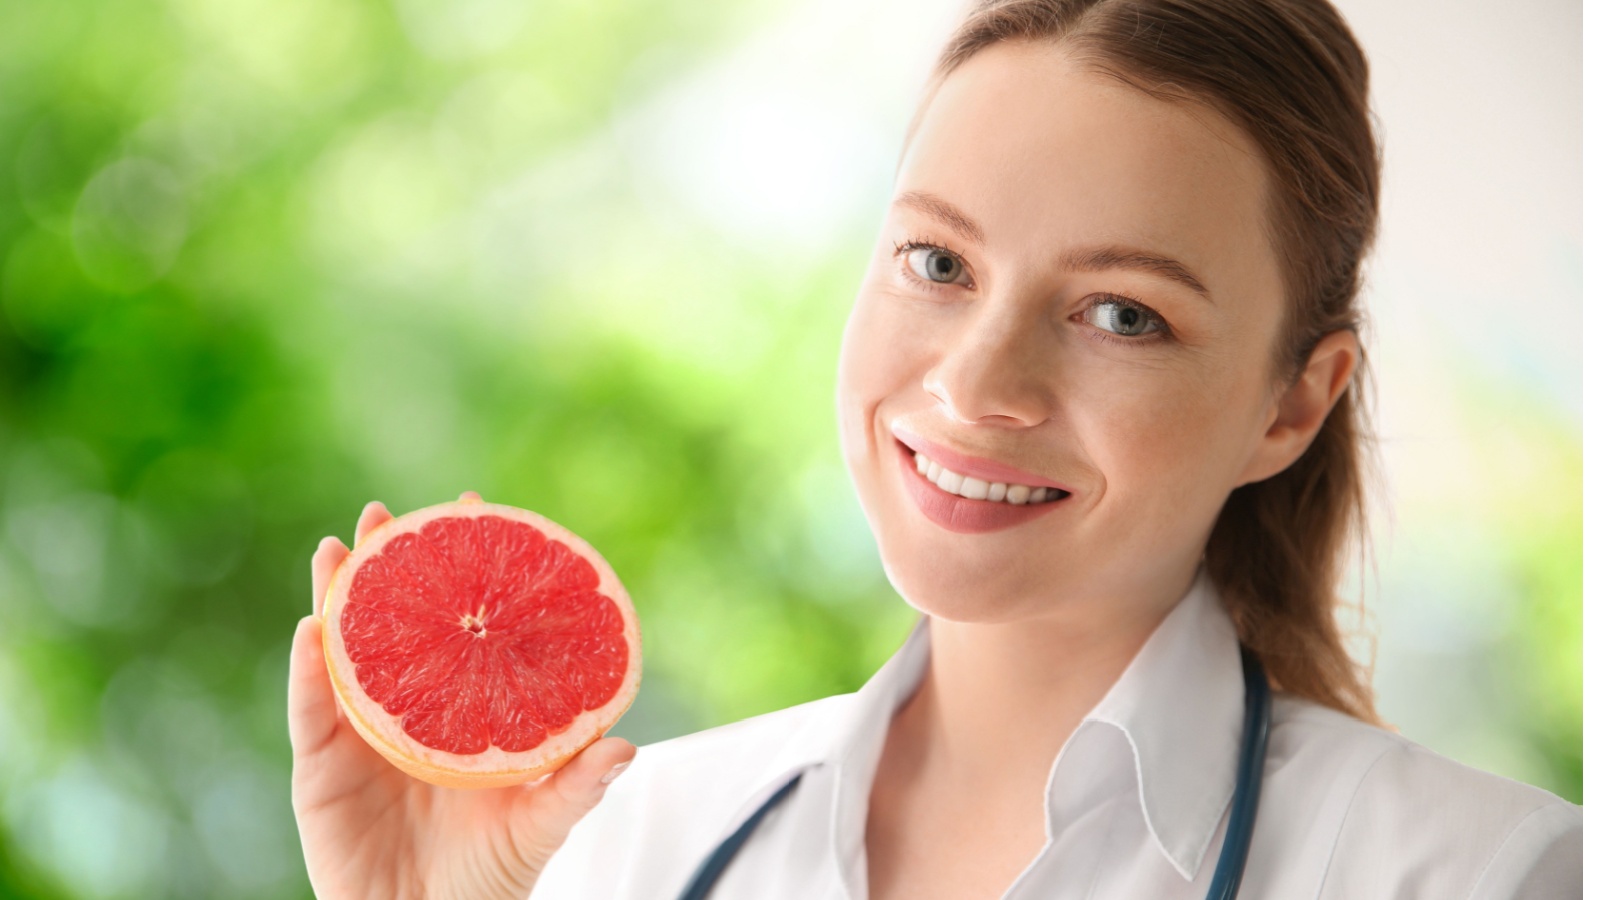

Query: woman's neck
[{"left": 886, "top": 563, "right": 1202, "bottom": 796}]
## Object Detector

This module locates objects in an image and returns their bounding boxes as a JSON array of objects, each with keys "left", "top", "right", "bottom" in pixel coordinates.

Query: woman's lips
[
  {"left": 894, "top": 439, "right": 1069, "bottom": 534},
  {"left": 889, "top": 424, "right": 1073, "bottom": 493}
]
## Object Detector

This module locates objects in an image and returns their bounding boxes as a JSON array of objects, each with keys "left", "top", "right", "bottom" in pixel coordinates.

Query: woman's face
[{"left": 837, "top": 40, "right": 1293, "bottom": 624}]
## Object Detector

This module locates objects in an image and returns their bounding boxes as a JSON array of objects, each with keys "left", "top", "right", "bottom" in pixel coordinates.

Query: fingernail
[{"left": 599, "top": 760, "right": 632, "bottom": 785}]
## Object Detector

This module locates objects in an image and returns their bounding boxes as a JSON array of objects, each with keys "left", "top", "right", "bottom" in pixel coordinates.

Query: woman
[{"left": 289, "top": 0, "right": 1581, "bottom": 897}]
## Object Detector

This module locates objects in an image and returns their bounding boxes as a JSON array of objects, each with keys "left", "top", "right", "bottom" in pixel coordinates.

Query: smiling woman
[
  {"left": 841, "top": 31, "right": 1362, "bottom": 711},
  {"left": 288, "top": 0, "right": 1579, "bottom": 898}
]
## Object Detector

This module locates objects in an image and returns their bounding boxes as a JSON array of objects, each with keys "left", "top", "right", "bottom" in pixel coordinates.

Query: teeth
[{"left": 912, "top": 452, "right": 1066, "bottom": 505}]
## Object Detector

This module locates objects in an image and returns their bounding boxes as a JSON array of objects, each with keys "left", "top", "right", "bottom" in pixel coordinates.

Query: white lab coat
[{"left": 531, "top": 568, "right": 1581, "bottom": 899}]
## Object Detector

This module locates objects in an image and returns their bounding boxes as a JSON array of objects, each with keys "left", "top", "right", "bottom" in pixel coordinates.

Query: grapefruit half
[{"left": 321, "top": 497, "right": 642, "bottom": 789}]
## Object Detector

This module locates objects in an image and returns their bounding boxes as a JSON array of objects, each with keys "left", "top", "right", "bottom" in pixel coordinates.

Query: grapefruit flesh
[{"left": 321, "top": 498, "right": 642, "bottom": 788}]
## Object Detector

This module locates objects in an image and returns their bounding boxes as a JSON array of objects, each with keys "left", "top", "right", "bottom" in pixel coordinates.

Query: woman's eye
[
  {"left": 907, "top": 246, "right": 967, "bottom": 285},
  {"left": 1084, "top": 298, "right": 1164, "bottom": 337}
]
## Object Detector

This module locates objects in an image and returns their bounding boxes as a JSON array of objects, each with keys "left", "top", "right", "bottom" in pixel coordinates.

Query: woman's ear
[{"left": 1235, "top": 329, "right": 1361, "bottom": 488}]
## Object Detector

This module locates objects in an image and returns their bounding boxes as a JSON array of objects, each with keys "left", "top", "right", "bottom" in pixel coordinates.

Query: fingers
[
  {"left": 311, "top": 536, "right": 350, "bottom": 618},
  {"left": 287, "top": 615, "right": 341, "bottom": 757},
  {"left": 459, "top": 490, "right": 482, "bottom": 503},
  {"left": 553, "top": 736, "right": 637, "bottom": 798},
  {"left": 355, "top": 501, "right": 392, "bottom": 545},
  {"left": 508, "top": 737, "right": 637, "bottom": 867},
  {"left": 310, "top": 500, "right": 383, "bottom": 621}
]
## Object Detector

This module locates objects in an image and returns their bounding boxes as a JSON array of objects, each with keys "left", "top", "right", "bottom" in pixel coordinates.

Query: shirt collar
[
  {"left": 1073, "top": 564, "right": 1245, "bottom": 879},
  {"left": 739, "top": 564, "right": 1242, "bottom": 883}
]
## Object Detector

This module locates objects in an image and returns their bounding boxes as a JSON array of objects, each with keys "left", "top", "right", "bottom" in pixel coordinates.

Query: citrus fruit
[{"left": 320, "top": 496, "right": 642, "bottom": 789}]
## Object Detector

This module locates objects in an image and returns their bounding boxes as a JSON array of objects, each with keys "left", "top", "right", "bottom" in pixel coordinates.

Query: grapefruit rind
[{"left": 320, "top": 499, "right": 642, "bottom": 789}]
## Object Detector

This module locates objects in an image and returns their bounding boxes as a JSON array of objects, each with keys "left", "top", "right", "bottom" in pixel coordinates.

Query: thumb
[{"left": 512, "top": 737, "right": 637, "bottom": 863}]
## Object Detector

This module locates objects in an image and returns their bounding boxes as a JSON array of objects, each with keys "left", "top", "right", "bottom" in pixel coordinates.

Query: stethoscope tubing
[
  {"left": 1206, "top": 644, "right": 1271, "bottom": 900},
  {"left": 675, "top": 770, "right": 806, "bottom": 900}
]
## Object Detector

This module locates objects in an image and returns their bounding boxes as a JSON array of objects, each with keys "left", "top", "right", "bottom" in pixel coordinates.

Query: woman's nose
[{"left": 922, "top": 304, "right": 1053, "bottom": 427}]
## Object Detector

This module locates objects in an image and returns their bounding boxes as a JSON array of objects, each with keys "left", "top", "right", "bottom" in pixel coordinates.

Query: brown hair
[{"left": 903, "top": 0, "right": 1387, "bottom": 726}]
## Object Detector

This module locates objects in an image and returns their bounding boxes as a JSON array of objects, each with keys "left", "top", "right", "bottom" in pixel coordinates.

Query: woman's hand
[{"left": 289, "top": 492, "right": 637, "bottom": 900}]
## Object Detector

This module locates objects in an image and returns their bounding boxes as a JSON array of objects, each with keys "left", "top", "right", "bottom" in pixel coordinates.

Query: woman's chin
[{"left": 882, "top": 555, "right": 1054, "bottom": 624}]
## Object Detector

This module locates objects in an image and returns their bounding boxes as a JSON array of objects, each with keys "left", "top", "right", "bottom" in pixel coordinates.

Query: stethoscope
[{"left": 675, "top": 644, "right": 1272, "bottom": 900}]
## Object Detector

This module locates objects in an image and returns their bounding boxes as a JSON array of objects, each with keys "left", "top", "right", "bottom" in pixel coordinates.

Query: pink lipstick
[{"left": 892, "top": 437, "right": 1069, "bottom": 534}]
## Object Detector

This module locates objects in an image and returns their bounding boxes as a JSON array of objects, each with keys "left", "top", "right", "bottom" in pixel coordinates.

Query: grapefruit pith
[{"left": 321, "top": 496, "right": 642, "bottom": 789}]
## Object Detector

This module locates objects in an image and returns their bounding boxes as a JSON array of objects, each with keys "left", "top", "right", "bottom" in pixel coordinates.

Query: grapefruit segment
[{"left": 321, "top": 497, "right": 642, "bottom": 788}]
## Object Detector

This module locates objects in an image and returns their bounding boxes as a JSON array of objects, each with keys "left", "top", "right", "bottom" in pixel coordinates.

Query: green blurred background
[{"left": 0, "top": 0, "right": 1578, "bottom": 896}]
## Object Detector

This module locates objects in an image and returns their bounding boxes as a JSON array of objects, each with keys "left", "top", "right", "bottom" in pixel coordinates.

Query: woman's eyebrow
[
  {"left": 1061, "top": 245, "right": 1214, "bottom": 304},
  {"left": 892, "top": 190, "right": 1214, "bottom": 304},
  {"left": 894, "top": 190, "right": 987, "bottom": 244}
]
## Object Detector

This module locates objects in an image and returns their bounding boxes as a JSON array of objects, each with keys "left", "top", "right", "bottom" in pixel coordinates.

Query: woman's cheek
[
  {"left": 836, "top": 297, "right": 901, "bottom": 458},
  {"left": 841, "top": 292, "right": 937, "bottom": 398},
  {"left": 1077, "top": 375, "right": 1219, "bottom": 494}
]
